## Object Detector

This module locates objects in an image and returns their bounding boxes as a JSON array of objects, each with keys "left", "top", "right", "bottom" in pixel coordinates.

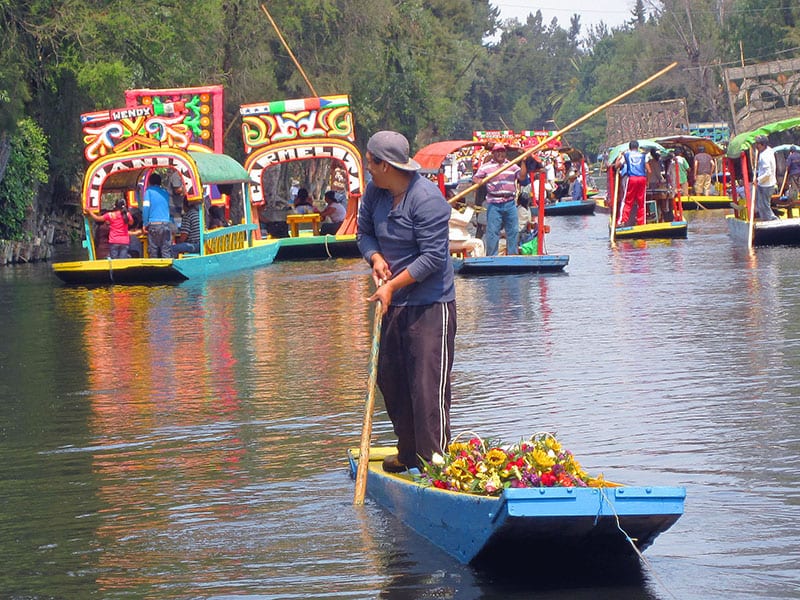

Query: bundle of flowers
[{"left": 418, "top": 432, "right": 609, "bottom": 496}]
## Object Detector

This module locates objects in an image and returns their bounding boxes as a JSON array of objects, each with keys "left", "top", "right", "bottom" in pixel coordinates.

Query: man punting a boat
[
  {"left": 472, "top": 143, "right": 527, "bottom": 255},
  {"left": 615, "top": 140, "right": 651, "bottom": 227},
  {"left": 357, "top": 130, "right": 457, "bottom": 474}
]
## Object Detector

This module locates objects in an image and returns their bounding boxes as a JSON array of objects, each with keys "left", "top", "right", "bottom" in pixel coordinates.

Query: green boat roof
[
  {"left": 188, "top": 151, "right": 250, "bottom": 184},
  {"left": 726, "top": 117, "right": 800, "bottom": 158},
  {"left": 606, "top": 140, "right": 667, "bottom": 165}
]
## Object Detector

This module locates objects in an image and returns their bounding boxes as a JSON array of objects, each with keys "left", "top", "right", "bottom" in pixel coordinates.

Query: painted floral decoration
[{"left": 418, "top": 432, "right": 609, "bottom": 496}]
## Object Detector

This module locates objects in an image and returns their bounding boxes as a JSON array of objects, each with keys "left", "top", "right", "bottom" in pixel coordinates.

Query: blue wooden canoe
[
  {"left": 452, "top": 254, "right": 569, "bottom": 275},
  {"left": 348, "top": 447, "right": 685, "bottom": 568},
  {"left": 532, "top": 199, "right": 596, "bottom": 216}
]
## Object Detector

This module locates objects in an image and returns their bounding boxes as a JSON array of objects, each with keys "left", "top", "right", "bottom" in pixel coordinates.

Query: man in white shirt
[{"left": 754, "top": 135, "right": 778, "bottom": 221}]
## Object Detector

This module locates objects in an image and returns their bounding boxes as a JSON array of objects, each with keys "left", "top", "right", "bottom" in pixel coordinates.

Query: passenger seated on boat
[
  {"left": 319, "top": 190, "right": 346, "bottom": 235},
  {"left": 517, "top": 193, "right": 535, "bottom": 249},
  {"left": 208, "top": 205, "right": 228, "bottom": 229},
  {"left": 568, "top": 171, "right": 583, "bottom": 201},
  {"left": 293, "top": 187, "right": 317, "bottom": 215},
  {"left": 449, "top": 206, "right": 484, "bottom": 257},
  {"left": 171, "top": 198, "right": 201, "bottom": 256}
]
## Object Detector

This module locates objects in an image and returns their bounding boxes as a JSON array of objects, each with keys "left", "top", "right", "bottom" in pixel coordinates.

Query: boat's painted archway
[
  {"left": 82, "top": 149, "right": 202, "bottom": 210},
  {"left": 243, "top": 139, "right": 364, "bottom": 206}
]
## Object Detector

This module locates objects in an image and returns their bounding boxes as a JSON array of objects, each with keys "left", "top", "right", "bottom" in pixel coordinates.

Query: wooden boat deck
[
  {"left": 52, "top": 258, "right": 186, "bottom": 284},
  {"left": 614, "top": 220, "right": 688, "bottom": 240}
]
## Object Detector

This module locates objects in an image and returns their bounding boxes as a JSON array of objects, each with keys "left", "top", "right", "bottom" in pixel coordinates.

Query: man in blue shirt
[
  {"left": 142, "top": 172, "right": 173, "bottom": 258},
  {"left": 568, "top": 170, "right": 584, "bottom": 201},
  {"left": 615, "top": 140, "right": 650, "bottom": 226},
  {"left": 357, "top": 130, "right": 457, "bottom": 474}
]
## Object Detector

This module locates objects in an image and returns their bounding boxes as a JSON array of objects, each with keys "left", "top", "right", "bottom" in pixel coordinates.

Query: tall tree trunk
[{"left": 0, "top": 132, "right": 10, "bottom": 185}]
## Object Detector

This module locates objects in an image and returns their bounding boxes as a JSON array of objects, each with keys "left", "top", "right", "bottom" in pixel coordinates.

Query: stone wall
[{"left": 0, "top": 207, "right": 83, "bottom": 265}]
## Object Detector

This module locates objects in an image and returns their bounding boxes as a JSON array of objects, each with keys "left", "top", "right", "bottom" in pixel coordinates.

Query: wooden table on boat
[{"left": 286, "top": 213, "right": 321, "bottom": 237}]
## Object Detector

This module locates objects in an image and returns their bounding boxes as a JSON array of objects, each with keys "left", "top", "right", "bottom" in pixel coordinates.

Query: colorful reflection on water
[{"left": 0, "top": 213, "right": 798, "bottom": 599}]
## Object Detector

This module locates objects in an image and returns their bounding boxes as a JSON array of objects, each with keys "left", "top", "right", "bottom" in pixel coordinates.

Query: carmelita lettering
[{"left": 111, "top": 106, "right": 153, "bottom": 120}]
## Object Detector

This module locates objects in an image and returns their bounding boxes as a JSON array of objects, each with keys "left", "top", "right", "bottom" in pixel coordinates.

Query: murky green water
[{"left": 0, "top": 211, "right": 798, "bottom": 599}]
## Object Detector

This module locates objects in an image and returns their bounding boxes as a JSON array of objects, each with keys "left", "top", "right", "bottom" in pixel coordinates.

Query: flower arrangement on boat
[{"left": 419, "top": 432, "right": 609, "bottom": 496}]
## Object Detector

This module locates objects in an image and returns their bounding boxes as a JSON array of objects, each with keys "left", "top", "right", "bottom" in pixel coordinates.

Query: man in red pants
[{"left": 615, "top": 140, "right": 651, "bottom": 226}]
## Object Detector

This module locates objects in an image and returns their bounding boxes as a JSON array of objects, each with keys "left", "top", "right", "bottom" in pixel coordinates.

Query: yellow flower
[
  {"left": 531, "top": 447, "right": 555, "bottom": 469},
  {"left": 448, "top": 442, "right": 471, "bottom": 456},
  {"left": 447, "top": 458, "right": 474, "bottom": 485},
  {"left": 485, "top": 448, "right": 507, "bottom": 467},
  {"left": 545, "top": 436, "right": 562, "bottom": 453}
]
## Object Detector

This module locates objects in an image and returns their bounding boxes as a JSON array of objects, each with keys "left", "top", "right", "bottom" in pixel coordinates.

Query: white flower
[{"left": 431, "top": 452, "right": 445, "bottom": 466}]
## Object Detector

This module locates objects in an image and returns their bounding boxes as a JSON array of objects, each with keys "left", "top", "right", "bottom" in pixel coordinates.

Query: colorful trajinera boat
[
  {"left": 604, "top": 141, "right": 688, "bottom": 240},
  {"left": 52, "top": 85, "right": 279, "bottom": 284},
  {"left": 347, "top": 442, "right": 684, "bottom": 568},
  {"left": 239, "top": 95, "right": 365, "bottom": 261},
  {"left": 724, "top": 118, "right": 800, "bottom": 247},
  {"left": 653, "top": 135, "right": 730, "bottom": 209},
  {"left": 414, "top": 134, "right": 569, "bottom": 275}
]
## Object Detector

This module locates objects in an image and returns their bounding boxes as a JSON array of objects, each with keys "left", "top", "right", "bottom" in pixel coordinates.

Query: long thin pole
[
  {"left": 748, "top": 150, "right": 757, "bottom": 250},
  {"left": 353, "top": 300, "right": 383, "bottom": 505},
  {"left": 260, "top": 4, "right": 319, "bottom": 97},
  {"left": 610, "top": 169, "right": 620, "bottom": 244},
  {"left": 448, "top": 62, "right": 678, "bottom": 206}
]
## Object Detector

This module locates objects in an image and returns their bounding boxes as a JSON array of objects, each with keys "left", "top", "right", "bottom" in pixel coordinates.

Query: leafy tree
[
  {"left": 0, "top": 118, "right": 48, "bottom": 240},
  {"left": 723, "top": 0, "right": 800, "bottom": 62}
]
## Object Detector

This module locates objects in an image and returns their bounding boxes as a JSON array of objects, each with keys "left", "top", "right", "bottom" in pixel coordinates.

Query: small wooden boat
[
  {"left": 532, "top": 198, "right": 596, "bottom": 216},
  {"left": 452, "top": 254, "right": 569, "bottom": 274},
  {"left": 53, "top": 88, "right": 280, "bottom": 284},
  {"left": 240, "top": 95, "right": 365, "bottom": 261},
  {"left": 726, "top": 213, "right": 800, "bottom": 246},
  {"left": 613, "top": 220, "right": 688, "bottom": 240},
  {"left": 414, "top": 138, "right": 570, "bottom": 273},
  {"left": 724, "top": 119, "right": 800, "bottom": 247},
  {"left": 347, "top": 446, "right": 685, "bottom": 568},
  {"left": 605, "top": 153, "right": 688, "bottom": 241}
]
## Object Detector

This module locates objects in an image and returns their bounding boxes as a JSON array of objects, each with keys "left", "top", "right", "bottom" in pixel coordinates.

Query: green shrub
[{"left": 0, "top": 118, "right": 49, "bottom": 240}]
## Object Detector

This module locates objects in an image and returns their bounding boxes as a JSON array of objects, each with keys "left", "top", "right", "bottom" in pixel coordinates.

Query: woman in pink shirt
[{"left": 86, "top": 198, "right": 134, "bottom": 259}]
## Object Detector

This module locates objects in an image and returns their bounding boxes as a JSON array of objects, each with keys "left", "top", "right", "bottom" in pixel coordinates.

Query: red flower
[
  {"left": 433, "top": 480, "right": 448, "bottom": 489},
  {"left": 557, "top": 473, "right": 574, "bottom": 487},
  {"left": 540, "top": 471, "right": 557, "bottom": 487}
]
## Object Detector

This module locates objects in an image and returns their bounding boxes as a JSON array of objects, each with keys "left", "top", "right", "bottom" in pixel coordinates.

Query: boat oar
[
  {"left": 610, "top": 170, "right": 620, "bottom": 244},
  {"left": 447, "top": 62, "right": 678, "bottom": 207},
  {"left": 353, "top": 299, "right": 383, "bottom": 505},
  {"left": 748, "top": 148, "right": 759, "bottom": 250},
  {"left": 778, "top": 167, "right": 789, "bottom": 198}
]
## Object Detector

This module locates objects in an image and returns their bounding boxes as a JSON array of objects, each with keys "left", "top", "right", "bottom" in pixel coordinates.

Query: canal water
[{"left": 0, "top": 210, "right": 798, "bottom": 599}]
